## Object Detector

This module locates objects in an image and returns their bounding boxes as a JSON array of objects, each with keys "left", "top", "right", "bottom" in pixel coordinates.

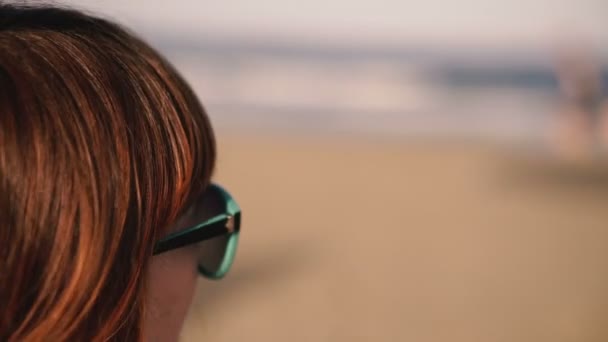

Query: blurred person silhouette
[
  {"left": 553, "top": 43, "right": 607, "bottom": 160},
  {"left": 0, "top": 3, "right": 241, "bottom": 341}
]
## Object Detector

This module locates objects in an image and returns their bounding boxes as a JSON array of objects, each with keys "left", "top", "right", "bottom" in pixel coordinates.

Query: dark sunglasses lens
[
  {"left": 197, "top": 233, "right": 230, "bottom": 274},
  {"left": 189, "top": 185, "right": 231, "bottom": 274}
]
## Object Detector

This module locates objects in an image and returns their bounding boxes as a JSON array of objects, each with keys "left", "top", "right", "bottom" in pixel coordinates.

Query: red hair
[{"left": 0, "top": 4, "right": 215, "bottom": 340}]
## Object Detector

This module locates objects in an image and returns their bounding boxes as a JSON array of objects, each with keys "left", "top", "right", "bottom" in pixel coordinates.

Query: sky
[{"left": 60, "top": 0, "right": 607, "bottom": 49}]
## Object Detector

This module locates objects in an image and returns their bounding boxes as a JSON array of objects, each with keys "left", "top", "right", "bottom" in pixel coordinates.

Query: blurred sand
[{"left": 182, "top": 134, "right": 608, "bottom": 342}]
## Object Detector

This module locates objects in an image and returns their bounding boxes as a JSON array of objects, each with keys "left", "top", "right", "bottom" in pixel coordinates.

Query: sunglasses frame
[{"left": 152, "top": 183, "right": 241, "bottom": 279}]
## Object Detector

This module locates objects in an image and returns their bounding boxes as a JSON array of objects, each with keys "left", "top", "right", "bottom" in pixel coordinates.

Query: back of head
[{"left": 0, "top": 3, "right": 215, "bottom": 340}]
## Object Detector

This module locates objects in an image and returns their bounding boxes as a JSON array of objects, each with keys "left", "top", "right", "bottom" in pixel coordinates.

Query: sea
[{"left": 152, "top": 35, "right": 608, "bottom": 143}]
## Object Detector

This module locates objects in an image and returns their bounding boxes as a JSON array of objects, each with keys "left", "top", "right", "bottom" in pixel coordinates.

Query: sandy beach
[{"left": 182, "top": 133, "right": 608, "bottom": 342}]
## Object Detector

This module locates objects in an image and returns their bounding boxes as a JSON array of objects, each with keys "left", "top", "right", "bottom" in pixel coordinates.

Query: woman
[{"left": 0, "top": 3, "right": 241, "bottom": 341}]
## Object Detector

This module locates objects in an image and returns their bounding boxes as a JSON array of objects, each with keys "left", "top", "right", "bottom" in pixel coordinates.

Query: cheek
[{"left": 145, "top": 246, "right": 199, "bottom": 341}]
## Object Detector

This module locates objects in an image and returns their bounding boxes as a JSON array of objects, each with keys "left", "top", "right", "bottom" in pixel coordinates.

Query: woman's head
[{"left": 0, "top": 4, "right": 220, "bottom": 340}]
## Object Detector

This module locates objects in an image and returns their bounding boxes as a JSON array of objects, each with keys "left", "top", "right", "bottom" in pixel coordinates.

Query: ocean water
[{"left": 155, "top": 38, "right": 607, "bottom": 142}]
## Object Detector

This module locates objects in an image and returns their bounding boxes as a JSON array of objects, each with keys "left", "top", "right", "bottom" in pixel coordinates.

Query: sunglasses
[{"left": 153, "top": 184, "right": 241, "bottom": 279}]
